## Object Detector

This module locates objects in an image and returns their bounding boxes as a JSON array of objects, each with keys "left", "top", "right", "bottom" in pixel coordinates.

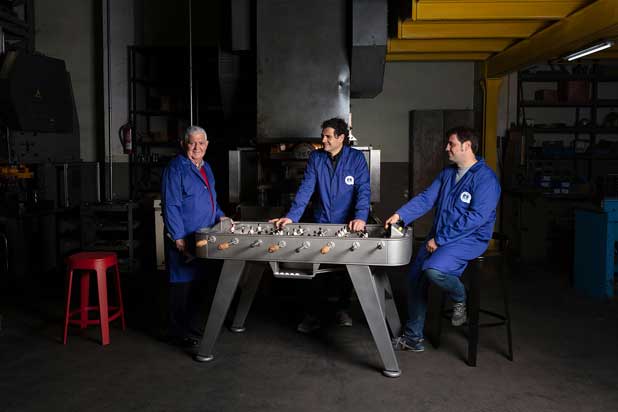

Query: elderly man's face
[{"left": 185, "top": 132, "right": 208, "bottom": 164}]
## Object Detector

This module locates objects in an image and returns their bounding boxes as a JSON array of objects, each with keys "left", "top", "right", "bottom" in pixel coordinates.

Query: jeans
[{"left": 403, "top": 268, "right": 466, "bottom": 341}]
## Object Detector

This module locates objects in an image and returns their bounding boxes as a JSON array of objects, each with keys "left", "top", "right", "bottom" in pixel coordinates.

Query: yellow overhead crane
[{"left": 388, "top": 0, "right": 618, "bottom": 171}]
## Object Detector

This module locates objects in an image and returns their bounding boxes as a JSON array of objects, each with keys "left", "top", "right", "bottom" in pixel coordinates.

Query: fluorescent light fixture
[{"left": 565, "top": 40, "right": 614, "bottom": 61}]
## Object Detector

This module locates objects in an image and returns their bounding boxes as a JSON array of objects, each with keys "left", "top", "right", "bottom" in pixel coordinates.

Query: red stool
[{"left": 63, "top": 252, "right": 126, "bottom": 345}]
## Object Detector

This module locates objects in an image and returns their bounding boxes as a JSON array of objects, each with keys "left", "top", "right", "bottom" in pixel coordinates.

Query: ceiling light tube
[{"left": 565, "top": 40, "right": 614, "bottom": 61}]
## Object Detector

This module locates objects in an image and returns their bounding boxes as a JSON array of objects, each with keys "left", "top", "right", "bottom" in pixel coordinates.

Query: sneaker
[
  {"left": 297, "top": 315, "right": 321, "bottom": 333},
  {"left": 335, "top": 310, "right": 353, "bottom": 327},
  {"left": 392, "top": 336, "right": 425, "bottom": 352},
  {"left": 451, "top": 301, "right": 467, "bottom": 326}
]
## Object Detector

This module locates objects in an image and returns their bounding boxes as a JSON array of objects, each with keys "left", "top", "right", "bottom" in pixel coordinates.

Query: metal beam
[
  {"left": 487, "top": 0, "right": 618, "bottom": 77},
  {"left": 386, "top": 52, "right": 492, "bottom": 61},
  {"left": 388, "top": 38, "right": 513, "bottom": 53},
  {"left": 412, "top": 0, "right": 590, "bottom": 20},
  {"left": 399, "top": 19, "right": 548, "bottom": 39},
  {"left": 481, "top": 77, "right": 503, "bottom": 172}
]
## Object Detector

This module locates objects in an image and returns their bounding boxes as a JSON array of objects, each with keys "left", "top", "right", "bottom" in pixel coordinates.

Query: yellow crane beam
[
  {"left": 487, "top": 0, "right": 618, "bottom": 77},
  {"left": 388, "top": 38, "right": 513, "bottom": 53},
  {"left": 410, "top": 0, "right": 591, "bottom": 21},
  {"left": 399, "top": 20, "right": 548, "bottom": 39},
  {"left": 386, "top": 52, "right": 492, "bottom": 61}
]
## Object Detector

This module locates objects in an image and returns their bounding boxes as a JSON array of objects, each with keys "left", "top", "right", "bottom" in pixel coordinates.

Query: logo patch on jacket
[
  {"left": 460, "top": 191, "right": 472, "bottom": 204},
  {"left": 345, "top": 175, "right": 354, "bottom": 185}
]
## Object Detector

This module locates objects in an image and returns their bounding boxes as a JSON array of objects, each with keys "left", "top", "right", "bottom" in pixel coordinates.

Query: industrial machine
[
  {"left": 224, "top": 0, "right": 386, "bottom": 219},
  {"left": 0, "top": 48, "right": 92, "bottom": 281},
  {"left": 193, "top": 221, "right": 412, "bottom": 377},
  {"left": 228, "top": 144, "right": 381, "bottom": 219}
]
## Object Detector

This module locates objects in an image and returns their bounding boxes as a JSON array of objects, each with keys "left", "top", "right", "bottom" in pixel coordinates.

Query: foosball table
[{"left": 193, "top": 220, "right": 413, "bottom": 377}]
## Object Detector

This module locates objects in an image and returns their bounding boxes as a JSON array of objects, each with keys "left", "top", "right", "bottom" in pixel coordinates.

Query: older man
[
  {"left": 161, "top": 125, "right": 229, "bottom": 346},
  {"left": 386, "top": 127, "right": 501, "bottom": 352}
]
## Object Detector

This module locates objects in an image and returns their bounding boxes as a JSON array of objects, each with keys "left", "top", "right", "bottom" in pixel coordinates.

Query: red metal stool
[{"left": 63, "top": 252, "right": 126, "bottom": 345}]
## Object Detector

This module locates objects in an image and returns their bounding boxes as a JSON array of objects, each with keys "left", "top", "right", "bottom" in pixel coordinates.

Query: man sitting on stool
[{"left": 385, "top": 127, "right": 501, "bottom": 352}]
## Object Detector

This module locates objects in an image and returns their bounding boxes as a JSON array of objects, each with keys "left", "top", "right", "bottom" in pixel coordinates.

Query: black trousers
[
  {"left": 303, "top": 271, "right": 353, "bottom": 317},
  {"left": 169, "top": 281, "right": 193, "bottom": 338}
]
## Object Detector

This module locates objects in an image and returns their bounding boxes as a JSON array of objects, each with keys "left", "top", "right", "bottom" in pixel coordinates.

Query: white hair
[{"left": 183, "top": 126, "right": 208, "bottom": 144}]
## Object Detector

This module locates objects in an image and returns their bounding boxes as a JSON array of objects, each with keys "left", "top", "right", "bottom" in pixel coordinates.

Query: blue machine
[{"left": 574, "top": 199, "right": 618, "bottom": 299}]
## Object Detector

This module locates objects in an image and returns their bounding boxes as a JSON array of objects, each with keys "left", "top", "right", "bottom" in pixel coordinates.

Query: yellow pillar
[{"left": 481, "top": 77, "right": 503, "bottom": 172}]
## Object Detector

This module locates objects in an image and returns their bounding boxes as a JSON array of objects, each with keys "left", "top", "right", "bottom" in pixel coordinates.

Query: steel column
[{"left": 482, "top": 76, "right": 503, "bottom": 172}]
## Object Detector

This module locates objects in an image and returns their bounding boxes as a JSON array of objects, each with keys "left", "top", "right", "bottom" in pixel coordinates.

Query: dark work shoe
[
  {"left": 167, "top": 335, "right": 199, "bottom": 348},
  {"left": 335, "top": 310, "right": 353, "bottom": 327},
  {"left": 392, "top": 336, "right": 424, "bottom": 352},
  {"left": 451, "top": 302, "right": 467, "bottom": 326},
  {"left": 297, "top": 315, "right": 321, "bottom": 334}
]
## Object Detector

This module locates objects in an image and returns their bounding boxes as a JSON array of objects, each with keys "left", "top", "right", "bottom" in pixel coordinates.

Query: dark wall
[{"left": 140, "top": 0, "right": 222, "bottom": 47}]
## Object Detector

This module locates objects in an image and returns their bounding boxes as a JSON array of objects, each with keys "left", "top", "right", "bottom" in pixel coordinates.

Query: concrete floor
[{"left": 1, "top": 262, "right": 617, "bottom": 412}]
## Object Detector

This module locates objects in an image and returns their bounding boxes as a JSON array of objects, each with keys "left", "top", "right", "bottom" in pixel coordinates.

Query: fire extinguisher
[{"left": 118, "top": 122, "right": 133, "bottom": 154}]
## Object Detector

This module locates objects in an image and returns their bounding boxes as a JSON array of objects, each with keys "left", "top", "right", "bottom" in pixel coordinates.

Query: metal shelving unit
[
  {"left": 517, "top": 64, "right": 618, "bottom": 195},
  {"left": 127, "top": 46, "right": 224, "bottom": 199},
  {"left": 80, "top": 202, "right": 140, "bottom": 273}
]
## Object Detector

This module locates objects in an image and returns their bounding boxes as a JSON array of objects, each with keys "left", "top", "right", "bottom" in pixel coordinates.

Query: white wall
[
  {"left": 351, "top": 61, "right": 475, "bottom": 162},
  {"left": 35, "top": 0, "right": 97, "bottom": 161}
]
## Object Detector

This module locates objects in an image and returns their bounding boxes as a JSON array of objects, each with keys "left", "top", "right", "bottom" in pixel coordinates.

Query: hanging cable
[
  {"left": 188, "top": 0, "right": 194, "bottom": 126},
  {"left": 106, "top": 0, "right": 113, "bottom": 201}
]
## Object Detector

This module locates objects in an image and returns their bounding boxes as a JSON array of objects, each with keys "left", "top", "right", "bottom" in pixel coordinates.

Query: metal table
[{"left": 193, "top": 221, "right": 412, "bottom": 377}]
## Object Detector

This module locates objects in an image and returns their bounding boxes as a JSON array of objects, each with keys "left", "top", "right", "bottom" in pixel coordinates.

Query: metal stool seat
[
  {"left": 432, "top": 233, "right": 514, "bottom": 366},
  {"left": 63, "top": 252, "right": 126, "bottom": 345}
]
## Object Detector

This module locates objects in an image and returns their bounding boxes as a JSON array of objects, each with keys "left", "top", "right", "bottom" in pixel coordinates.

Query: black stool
[{"left": 431, "top": 232, "right": 513, "bottom": 366}]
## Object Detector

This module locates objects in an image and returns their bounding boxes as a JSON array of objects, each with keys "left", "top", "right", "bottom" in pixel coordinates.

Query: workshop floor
[{"left": 1, "top": 261, "right": 617, "bottom": 412}]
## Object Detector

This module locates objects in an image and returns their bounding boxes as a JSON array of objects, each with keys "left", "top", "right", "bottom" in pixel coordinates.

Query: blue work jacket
[
  {"left": 397, "top": 159, "right": 501, "bottom": 277},
  {"left": 161, "top": 154, "right": 225, "bottom": 282},
  {"left": 286, "top": 145, "right": 370, "bottom": 224}
]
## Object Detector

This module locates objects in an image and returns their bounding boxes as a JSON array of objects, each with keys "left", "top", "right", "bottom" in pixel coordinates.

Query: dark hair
[
  {"left": 321, "top": 118, "right": 349, "bottom": 144},
  {"left": 447, "top": 126, "right": 479, "bottom": 154}
]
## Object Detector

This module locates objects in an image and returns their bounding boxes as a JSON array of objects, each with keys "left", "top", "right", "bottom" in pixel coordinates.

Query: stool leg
[
  {"left": 63, "top": 269, "right": 75, "bottom": 344},
  {"left": 114, "top": 262, "right": 126, "bottom": 330},
  {"left": 467, "top": 271, "right": 480, "bottom": 367},
  {"left": 435, "top": 290, "right": 446, "bottom": 348},
  {"left": 501, "top": 268, "right": 514, "bottom": 361},
  {"left": 79, "top": 272, "right": 90, "bottom": 329},
  {"left": 96, "top": 268, "right": 110, "bottom": 346}
]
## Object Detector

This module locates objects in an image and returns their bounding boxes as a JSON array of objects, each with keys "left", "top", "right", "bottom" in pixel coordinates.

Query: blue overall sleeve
[
  {"left": 434, "top": 172, "right": 501, "bottom": 246},
  {"left": 161, "top": 164, "right": 184, "bottom": 241},
  {"left": 395, "top": 171, "right": 444, "bottom": 226},
  {"left": 286, "top": 152, "right": 318, "bottom": 222},
  {"left": 353, "top": 155, "right": 370, "bottom": 221}
]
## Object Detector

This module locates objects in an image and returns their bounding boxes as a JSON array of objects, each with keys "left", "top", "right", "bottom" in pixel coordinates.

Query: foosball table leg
[
  {"left": 229, "top": 262, "right": 266, "bottom": 333},
  {"left": 195, "top": 260, "right": 247, "bottom": 362},
  {"left": 374, "top": 271, "right": 402, "bottom": 338},
  {"left": 346, "top": 265, "right": 401, "bottom": 378}
]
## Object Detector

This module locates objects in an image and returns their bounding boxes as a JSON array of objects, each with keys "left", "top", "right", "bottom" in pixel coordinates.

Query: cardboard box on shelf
[{"left": 558, "top": 80, "right": 590, "bottom": 103}]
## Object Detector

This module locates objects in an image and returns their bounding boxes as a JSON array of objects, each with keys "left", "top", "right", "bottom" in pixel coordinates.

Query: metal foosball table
[{"left": 193, "top": 221, "right": 413, "bottom": 377}]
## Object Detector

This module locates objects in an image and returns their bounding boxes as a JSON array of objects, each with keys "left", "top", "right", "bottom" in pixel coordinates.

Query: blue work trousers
[{"left": 403, "top": 268, "right": 466, "bottom": 342}]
